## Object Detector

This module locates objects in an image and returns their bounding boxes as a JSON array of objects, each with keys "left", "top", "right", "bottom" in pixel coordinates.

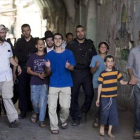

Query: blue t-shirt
[
  {"left": 90, "top": 54, "right": 106, "bottom": 88},
  {"left": 45, "top": 49, "right": 76, "bottom": 87}
]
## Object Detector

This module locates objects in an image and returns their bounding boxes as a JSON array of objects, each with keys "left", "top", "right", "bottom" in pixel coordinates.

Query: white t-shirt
[
  {"left": 0, "top": 41, "right": 13, "bottom": 82},
  {"left": 46, "top": 46, "right": 54, "bottom": 53}
]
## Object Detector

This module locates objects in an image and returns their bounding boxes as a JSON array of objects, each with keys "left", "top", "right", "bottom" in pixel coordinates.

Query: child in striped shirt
[{"left": 96, "top": 55, "right": 129, "bottom": 138}]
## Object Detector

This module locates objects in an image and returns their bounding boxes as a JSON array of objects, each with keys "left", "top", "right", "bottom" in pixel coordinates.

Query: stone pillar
[{"left": 86, "top": 0, "right": 97, "bottom": 47}]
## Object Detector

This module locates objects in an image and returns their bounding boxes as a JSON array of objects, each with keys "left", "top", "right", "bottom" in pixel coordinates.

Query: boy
[
  {"left": 96, "top": 55, "right": 129, "bottom": 138},
  {"left": 27, "top": 39, "right": 49, "bottom": 127},
  {"left": 45, "top": 33, "right": 76, "bottom": 134},
  {"left": 90, "top": 42, "right": 109, "bottom": 127}
]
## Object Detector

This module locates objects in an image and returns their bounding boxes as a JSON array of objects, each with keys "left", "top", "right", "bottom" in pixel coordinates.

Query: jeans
[
  {"left": 134, "top": 85, "right": 140, "bottom": 131},
  {"left": 101, "top": 97, "right": 118, "bottom": 125},
  {"left": 31, "top": 84, "right": 48, "bottom": 122}
]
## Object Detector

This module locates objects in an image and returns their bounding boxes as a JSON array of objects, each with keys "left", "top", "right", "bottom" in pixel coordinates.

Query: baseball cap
[{"left": 0, "top": 24, "right": 9, "bottom": 32}]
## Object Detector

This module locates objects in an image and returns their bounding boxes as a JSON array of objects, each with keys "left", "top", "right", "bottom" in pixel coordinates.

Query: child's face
[
  {"left": 99, "top": 44, "right": 108, "bottom": 54},
  {"left": 105, "top": 58, "right": 114, "bottom": 69},
  {"left": 36, "top": 40, "right": 45, "bottom": 51}
]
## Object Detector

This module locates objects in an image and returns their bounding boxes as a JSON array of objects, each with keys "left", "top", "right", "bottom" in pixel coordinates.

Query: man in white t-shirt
[{"left": 0, "top": 24, "right": 22, "bottom": 128}]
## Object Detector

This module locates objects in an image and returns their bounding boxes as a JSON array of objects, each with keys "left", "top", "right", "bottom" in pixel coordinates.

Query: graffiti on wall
[{"left": 115, "top": 4, "right": 133, "bottom": 61}]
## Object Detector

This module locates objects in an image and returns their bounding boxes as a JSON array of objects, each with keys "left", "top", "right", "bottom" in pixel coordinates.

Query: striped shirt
[{"left": 98, "top": 69, "right": 123, "bottom": 98}]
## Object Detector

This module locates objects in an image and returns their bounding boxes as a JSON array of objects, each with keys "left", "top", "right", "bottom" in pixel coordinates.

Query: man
[
  {"left": 0, "top": 24, "right": 22, "bottom": 127},
  {"left": 127, "top": 45, "right": 140, "bottom": 139},
  {"left": 66, "top": 25, "right": 97, "bottom": 125},
  {"left": 66, "top": 32, "right": 73, "bottom": 44},
  {"left": 62, "top": 32, "right": 73, "bottom": 48},
  {"left": 43, "top": 30, "right": 54, "bottom": 53},
  {"left": 14, "top": 24, "right": 38, "bottom": 119},
  {"left": 45, "top": 33, "right": 76, "bottom": 134}
]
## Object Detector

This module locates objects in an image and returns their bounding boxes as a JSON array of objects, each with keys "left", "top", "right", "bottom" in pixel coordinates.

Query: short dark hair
[
  {"left": 76, "top": 25, "right": 84, "bottom": 30},
  {"left": 104, "top": 55, "right": 114, "bottom": 62},
  {"left": 21, "top": 24, "right": 30, "bottom": 30},
  {"left": 53, "top": 33, "right": 63, "bottom": 40},
  {"left": 98, "top": 41, "right": 109, "bottom": 53},
  {"left": 66, "top": 32, "right": 73, "bottom": 38},
  {"left": 36, "top": 38, "right": 45, "bottom": 45}
]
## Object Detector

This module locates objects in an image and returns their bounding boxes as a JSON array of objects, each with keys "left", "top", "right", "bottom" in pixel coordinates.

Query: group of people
[{"left": 0, "top": 23, "right": 140, "bottom": 139}]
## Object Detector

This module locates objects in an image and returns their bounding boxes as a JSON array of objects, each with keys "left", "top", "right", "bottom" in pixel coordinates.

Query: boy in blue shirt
[
  {"left": 45, "top": 33, "right": 76, "bottom": 134},
  {"left": 90, "top": 42, "right": 109, "bottom": 127}
]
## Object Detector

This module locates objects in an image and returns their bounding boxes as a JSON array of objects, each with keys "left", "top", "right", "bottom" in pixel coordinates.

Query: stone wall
[{"left": 96, "top": 0, "right": 140, "bottom": 111}]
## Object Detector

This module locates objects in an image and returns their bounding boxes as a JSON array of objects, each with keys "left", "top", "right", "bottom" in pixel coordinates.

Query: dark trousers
[
  {"left": 70, "top": 69, "right": 94, "bottom": 120},
  {"left": 101, "top": 97, "right": 118, "bottom": 125},
  {"left": 134, "top": 85, "right": 140, "bottom": 131},
  {"left": 93, "top": 88, "right": 101, "bottom": 119},
  {"left": 18, "top": 66, "right": 32, "bottom": 115}
]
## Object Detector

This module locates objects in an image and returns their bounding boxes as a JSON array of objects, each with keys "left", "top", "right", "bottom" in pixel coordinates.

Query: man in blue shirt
[
  {"left": 127, "top": 46, "right": 140, "bottom": 139},
  {"left": 45, "top": 33, "right": 76, "bottom": 134}
]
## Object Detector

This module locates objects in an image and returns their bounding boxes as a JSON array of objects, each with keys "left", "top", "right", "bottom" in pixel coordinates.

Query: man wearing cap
[
  {"left": 14, "top": 24, "right": 38, "bottom": 119},
  {"left": 43, "top": 30, "right": 54, "bottom": 53},
  {"left": 0, "top": 24, "right": 22, "bottom": 128}
]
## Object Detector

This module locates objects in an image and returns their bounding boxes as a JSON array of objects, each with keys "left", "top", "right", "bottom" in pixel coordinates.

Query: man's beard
[
  {"left": 47, "top": 44, "right": 53, "bottom": 48},
  {"left": 0, "top": 36, "right": 5, "bottom": 42},
  {"left": 76, "top": 36, "right": 85, "bottom": 41}
]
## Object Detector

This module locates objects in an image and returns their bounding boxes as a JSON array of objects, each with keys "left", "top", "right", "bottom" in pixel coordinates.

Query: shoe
[
  {"left": 18, "top": 113, "right": 26, "bottom": 119},
  {"left": 81, "top": 112, "right": 87, "bottom": 124},
  {"left": 133, "top": 131, "right": 140, "bottom": 139},
  {"left": 9, "top": 120, "right": 18, "bottom": 128},
  {"left": 72, "top": 119, "right": 80, "bottom": 126}
]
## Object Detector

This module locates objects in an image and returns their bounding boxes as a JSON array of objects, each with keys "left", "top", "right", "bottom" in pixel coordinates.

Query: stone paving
[{"left": 0, "top": 107, "right": 134, "bottom": 140}]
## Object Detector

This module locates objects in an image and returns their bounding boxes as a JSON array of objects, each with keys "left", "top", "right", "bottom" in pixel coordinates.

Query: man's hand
[
  {"left": 45, "top": 60, "right": 51, "bottom": 68},
  {"left": 129, "top": 75, "right": 138, "bottom": 85},
  {"left": 96, "top": 99, "right": 100, "bottom": 107},
  {"left": 95, "top": 60, "right": 100, "bottom": 67},
  {"left": 17, "top": 66, "right": 22, "bottom": 75},
  {"left": 40, "top": 72, "right": 47, "bottom": 78},
  {"left": 37, "top": 73, "right": 45, "bottom": 79},
  {"left": 65, "top": 60, "right": 70, "bottom": 69}
]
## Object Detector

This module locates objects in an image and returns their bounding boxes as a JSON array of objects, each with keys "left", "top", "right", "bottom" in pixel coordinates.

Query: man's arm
[
  {"left": 96, "top": 84, "right": 102, "bottom": 107},
  {"left": 9, "top": 57, "right": 22, "bottom": 75},
  {"left": 90, "top": 60, "right": 100, "bottom": 74},
  {"left": 67, "top": 65, "right": 74, "bottom": 71},
  {"left": 127, "top": 49, "right": 138, "bottom": 85},
  {"left": 120, "top": 80, "right": 129, "bottom": 85},
  {"left": 13, "top": 56, "right": 18, "bottom": 82},
  {"left": 27, "top": 67, "right": 45, "bottom": 79}
]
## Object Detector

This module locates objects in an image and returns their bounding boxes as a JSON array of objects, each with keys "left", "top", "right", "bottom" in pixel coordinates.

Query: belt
[{"left": 73, "top": 68, "right": 90, "bottom": 73}]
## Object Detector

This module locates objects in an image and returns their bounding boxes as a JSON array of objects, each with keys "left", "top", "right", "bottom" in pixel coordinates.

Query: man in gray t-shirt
[{"left": 127, "top": 46, "right": 140, "bottom": 139}]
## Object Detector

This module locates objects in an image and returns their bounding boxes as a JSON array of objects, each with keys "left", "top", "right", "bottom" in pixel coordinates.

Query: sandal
[
  {"left": 30, "top": 113, "right": 38, "bottom": 123},
  {"left": 39, "top": 121, "right": 46, "bottom": 127},
  {"left": 51, "top": 130, "right": 59, "bottom": 134},
  {"left": 133, "top": 131, "right": 140, "bottom": 139},
  {"left": 61, "top": 122, "right": 68, "bottom": 129}
]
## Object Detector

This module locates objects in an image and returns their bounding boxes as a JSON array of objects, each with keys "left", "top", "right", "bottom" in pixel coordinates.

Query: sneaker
[
  {"left": 9, "top": 120, "right": 18, "bottom": 128},
  {"left": 81, "top": 112, "right": 87, "bottom": 124},
  {"left": 133, "top": 131, "right": 140, "bottom": 139}
]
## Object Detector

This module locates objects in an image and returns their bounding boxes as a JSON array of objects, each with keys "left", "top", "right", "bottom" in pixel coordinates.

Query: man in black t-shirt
[{"left": 14, "top": 24, "right": 38, "bottom": 119}]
